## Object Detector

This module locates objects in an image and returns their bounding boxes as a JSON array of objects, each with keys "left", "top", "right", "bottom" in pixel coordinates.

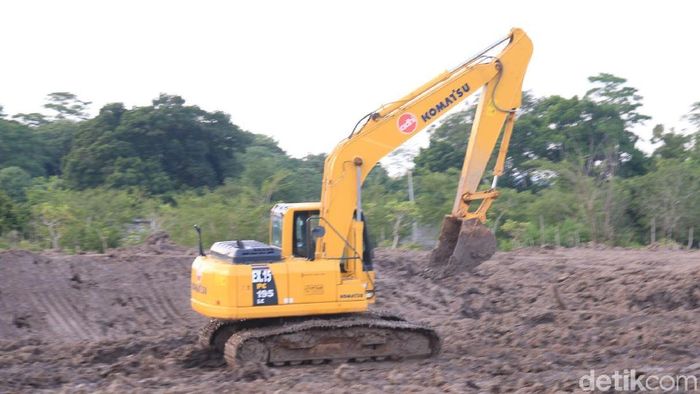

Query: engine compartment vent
[{"left": 210, "top": 240, "right": 282, "bottom": 264}]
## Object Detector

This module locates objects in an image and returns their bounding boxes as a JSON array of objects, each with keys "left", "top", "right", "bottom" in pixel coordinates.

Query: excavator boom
[{"left": 318, "top": 28, "right": 532, "bottom": 272}]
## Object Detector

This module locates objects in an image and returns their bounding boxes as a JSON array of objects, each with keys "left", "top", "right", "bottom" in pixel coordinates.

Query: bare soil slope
[{"left": 1, "top": 243, "right": 698, "bottom": 393}]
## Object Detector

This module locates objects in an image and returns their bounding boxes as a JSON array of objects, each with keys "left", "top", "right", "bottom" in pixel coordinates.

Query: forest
[{"left": 1, "top": 73, "right": 699, "bottom": 252}]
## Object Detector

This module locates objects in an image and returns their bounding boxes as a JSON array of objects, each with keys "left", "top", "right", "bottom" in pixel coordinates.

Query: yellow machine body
[{"left": 191, "top": 202, "right": 375, "bottom": 320}]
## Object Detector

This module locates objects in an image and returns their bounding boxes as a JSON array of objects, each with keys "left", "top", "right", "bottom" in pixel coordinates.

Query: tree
[
  {"left": 34, "top": 120, "right": 80, "bottom": 176},
  {"left": 387, "top": 200, "right": 418, "bottom": 248},
  {"left": 103, "top": 157, "right": 174, "bottom": 193},
  {"left": 628, "top": 159, "right": 700, "bottom": 244},
  {"left": 684, "top": 102, "right": 700, "bottom": 161},
  {"left": 283, "top": 156, "right": 324, "bottom": 202},
  {"left": 685, "top": 101, "right": 700, "bottom": 129},
  {"left": 34, "top": 202, "right": 73, "bottom": 250},
  {"left": 485, "top": 188, "right": 538, "bottom": 243},
  {"left": 0, "top": 191, "right": 22, "bottom": 235},
  {"left": 413, "top": 168, "right": 459, "bottom": 226},
  {"left": 62, "top": 95, "right": 254, "bottom": 192},
  {"left": 0, "top": 119, "right": 47, "bottom": 176},
  {"left": 44, "top": 92, "right": 91, "bottom": 121},
  {"left": 25, "top": 178, "right": 148, "bottom": 251},
  {"left": 162, "top": 170, "right": 293, "bottom": 247},
  {"left": 60, "top": 103, "right": 125, "bottom": 189},
  {"left": 12, "top": 113, "right": 49, "bottom": 127},
  {"left": 414, "top": 76, "right": 650, "bottom": 193},
  {"left": 414, "top": 107, "right": 475, "bottom": 173},
  {"left": 651, "top": 124, "right": 691, "bottom": 160},
  {"left": 66, "top": 188, "right": 145, "bottom": 252},
  {"left": 585, "top": 73, "right": 650, "bottom": 127},
  {"left": 0, "top": 167, "right": 32, "bottom": 201},
  {"left": 518, "top": 95, "right": 646, "bottom": 179}
]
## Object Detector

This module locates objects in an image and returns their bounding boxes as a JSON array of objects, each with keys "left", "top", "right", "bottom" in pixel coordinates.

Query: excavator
[{"left": 191, "top": 28, "right": 533, "bottom": 367}]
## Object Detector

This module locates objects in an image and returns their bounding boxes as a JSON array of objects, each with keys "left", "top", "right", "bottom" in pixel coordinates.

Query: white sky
[{"left": 2, "top": 1, "right": 698, "bottom": 160}]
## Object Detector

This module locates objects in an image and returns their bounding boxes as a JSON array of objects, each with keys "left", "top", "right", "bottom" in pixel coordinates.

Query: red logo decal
[{"left": 397, "top": 113, "right": 418, "bottom": 134}]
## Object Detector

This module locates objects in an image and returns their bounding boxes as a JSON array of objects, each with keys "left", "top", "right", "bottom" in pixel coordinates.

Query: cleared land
[{"left": 1, "top": 239, "right": 698, "bottom": 392}]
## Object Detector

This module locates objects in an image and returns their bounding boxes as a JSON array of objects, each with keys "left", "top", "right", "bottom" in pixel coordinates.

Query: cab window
[
  {"left": 293, "top": 210, "right": 319, "bottom": 258},
  {"left": 270, "top": 214, "right": 282, "bottom": 247}
]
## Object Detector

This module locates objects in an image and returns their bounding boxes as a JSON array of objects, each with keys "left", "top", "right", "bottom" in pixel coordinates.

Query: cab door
[{"left": 286, "top": 209, "right": 338, "bottom": 304}]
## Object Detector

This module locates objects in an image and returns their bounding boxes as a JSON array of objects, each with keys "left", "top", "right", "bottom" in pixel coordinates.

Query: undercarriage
[{"left": 199, "top": 311, "right": 440, "bottom": 367}]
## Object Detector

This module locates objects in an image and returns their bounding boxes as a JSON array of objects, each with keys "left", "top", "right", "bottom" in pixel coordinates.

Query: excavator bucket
[{"left": 429, "top": 216, "right": 496, "bottom": 276}]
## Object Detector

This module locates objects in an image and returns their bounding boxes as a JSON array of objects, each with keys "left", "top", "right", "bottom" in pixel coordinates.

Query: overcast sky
[{"left": 2, "top": 1, "right": 698, "bottom": 159}]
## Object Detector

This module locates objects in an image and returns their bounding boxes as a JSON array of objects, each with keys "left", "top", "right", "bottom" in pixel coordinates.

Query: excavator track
[
  {"left": 199, "top": 311, "right": 440, "bottom": 367},
  {"left": 198, "top": 318, "right": 240, "bottom": 352}
]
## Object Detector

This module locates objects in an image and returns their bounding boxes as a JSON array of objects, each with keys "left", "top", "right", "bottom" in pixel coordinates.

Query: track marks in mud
[
  {"left": 29, "top": 293, "right": 98, "bottom": 341},
  {"left": 130, "top": 291, "right": 186, "bottom": 325},
  {"left": 2, "top": 250, "right": 200, "bottom": 342}
]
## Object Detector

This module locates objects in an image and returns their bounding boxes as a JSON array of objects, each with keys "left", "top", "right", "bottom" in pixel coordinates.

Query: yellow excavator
[{"left": 191, "top": 28, "right": 532, "bottom": 367}]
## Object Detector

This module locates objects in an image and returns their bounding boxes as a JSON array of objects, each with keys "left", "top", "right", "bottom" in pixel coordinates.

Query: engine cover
[{"left": 210, "top": 240, "right": 282, "bottom": 264}]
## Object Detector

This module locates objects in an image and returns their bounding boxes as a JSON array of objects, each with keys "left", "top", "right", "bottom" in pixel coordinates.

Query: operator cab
[
  {"left": 270, "top": 203, "right": 373, "bottom": 270},
  {"left": 270, "top": 203, "right": 321, "bottom": 260}
]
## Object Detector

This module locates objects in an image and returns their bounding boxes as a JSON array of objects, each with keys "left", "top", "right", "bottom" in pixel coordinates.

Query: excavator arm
[{"left": 317, "top": 28, "right": 533, "bottom": 269}]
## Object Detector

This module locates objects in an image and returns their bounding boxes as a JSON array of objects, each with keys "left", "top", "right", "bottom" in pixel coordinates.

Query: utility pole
[{"left": 407, "top": 170, "right": 418, "bottom": 243}]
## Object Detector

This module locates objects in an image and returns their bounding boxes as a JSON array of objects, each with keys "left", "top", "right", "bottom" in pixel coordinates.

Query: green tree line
[{"left": 1, "top": 74, "right": 699, "bottom": 252}]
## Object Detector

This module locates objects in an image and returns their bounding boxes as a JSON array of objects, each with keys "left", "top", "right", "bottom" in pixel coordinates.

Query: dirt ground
[{"left": 1, "top": 238, "right": 699, "bottom": 393}]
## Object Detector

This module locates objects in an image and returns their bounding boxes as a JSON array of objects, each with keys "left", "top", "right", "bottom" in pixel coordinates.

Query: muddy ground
[{"left": 0, "top": 238, "right": 699, "bottom": 393}]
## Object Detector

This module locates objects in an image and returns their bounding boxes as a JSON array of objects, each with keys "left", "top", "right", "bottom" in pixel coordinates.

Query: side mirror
[{"left": 310, "top": 226, "right": 326, "bottom": 239}]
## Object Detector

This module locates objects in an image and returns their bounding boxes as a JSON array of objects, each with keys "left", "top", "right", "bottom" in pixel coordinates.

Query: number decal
[
  {"left": 251, "top": 266, "right": 278, "bottom": 306},
  {"left": 252, "top": 269, "right": 272, "bottom": 283}
]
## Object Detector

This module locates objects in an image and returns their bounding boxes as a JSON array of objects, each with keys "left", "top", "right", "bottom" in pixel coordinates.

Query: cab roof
[{"left": 270, "top": 202, "right": 321, "bottom": 216}]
